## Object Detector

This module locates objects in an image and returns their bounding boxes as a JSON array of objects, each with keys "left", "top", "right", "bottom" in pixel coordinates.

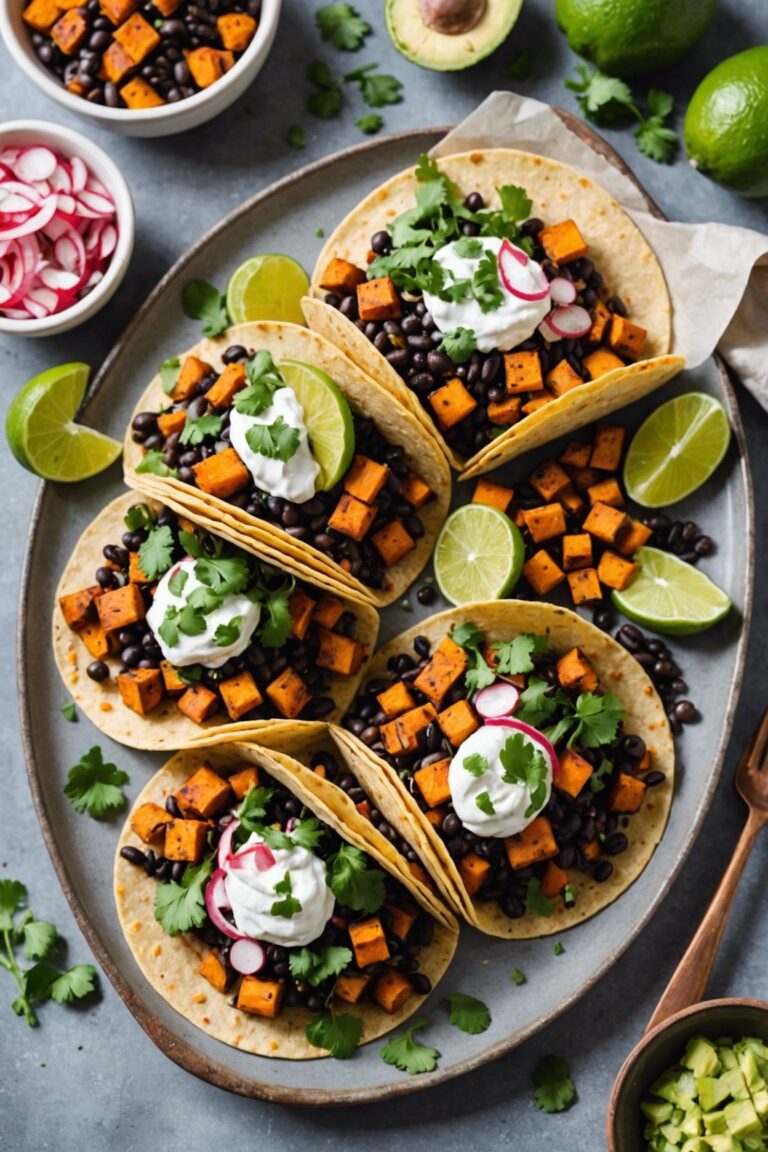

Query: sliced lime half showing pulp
[
  {"left": 434, "top": 504, "right": 525, "bottom": 606},
  {"left": 279, "top": 359, "right": 354, "bottom": 490},
  {"left": 611, "top": 546, "right": 731, "bottom": 635},
  {"left": 226, "top": 254, "right": 309, "bottom": 326}
]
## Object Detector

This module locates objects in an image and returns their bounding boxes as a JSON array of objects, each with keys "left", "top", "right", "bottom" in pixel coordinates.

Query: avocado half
[{"left": 386, "top": 0, "right": 524, "bottom": 72}]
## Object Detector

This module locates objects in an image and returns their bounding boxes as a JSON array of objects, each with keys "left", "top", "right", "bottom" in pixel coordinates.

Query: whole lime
[
  {"left": 685, "top": 47, "right": 768, "bottom": 198},
  {"left": 555, "top": 0, "right": 718, "bottom": 77}
]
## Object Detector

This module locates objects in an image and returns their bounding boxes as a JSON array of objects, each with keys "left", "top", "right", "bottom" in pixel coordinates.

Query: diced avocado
[
  {"left": 660, "top": 1122, "right": 683, "bottom": 1145},
  {"left": 706, "top": 1135, "right": 741, "bottom": 1152},
  {"left": 684, "top": 1038, "right": 723, "bottom": 1079},
  {"left": 654, "top": 1070, "right": 688, "bottom": 1104},
  {"left": 681, "top": 1104, "right": 704, "bottom": 1137},
  {"left": 680, "top": 1140, "right": 709, "bottom": 1152},
  {"left": 721, "top": 1068, "right": 751, "bottom": 1102},
  {"left": 705, "top": 1112, "right": 729, "bottom": 1136},
  {"left": 720, "top": 1048, "right": 740, "bottom": 1071},
  {"left": 644, "top": 1100, "right": 676, "bottom": 1124},
  {"left": 700, "top": 1078, "right": 735, "bottom": 1112},
  {"left": 749, "top": 1088, "right": 768, "bottom": 1120},
  {"left": 725, "top": 1099, "right": 762, "bottom": 1141},
  {"left": 385, "top": 0, "right": 523, "bottom": 72},
  {"left": 738, "top": 1048, "right": 765, "bottom": 1093}
]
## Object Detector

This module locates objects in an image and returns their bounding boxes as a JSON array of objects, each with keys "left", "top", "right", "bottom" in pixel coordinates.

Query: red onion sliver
[
  {"left": 498, "top": 239, "right": 550, "bottom": 302},
  {"left": 204, "top": 871, "right": 243, "bottom": 940},
  {"left": 216, "top": 818, "right": 239, "bottom": 869},
  {"left": 485, "top": 716, "right": 561, "bottom": 780}
]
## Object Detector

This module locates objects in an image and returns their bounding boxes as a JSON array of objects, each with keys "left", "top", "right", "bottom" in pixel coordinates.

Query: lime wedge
[
  {"left": 623, "top": 392, "right": 731, "bottom": 508},
  {"left": 226, "top": 254, "right": 309, "bottom": 325},
  {"left": 434, "top": 504, "right": 525, "bottom": 606},
  {"left": 279, "top": 359, "right": 354, "bottom": 490},
  {"left": 611, "top": 546, "right": 731, "bottom": 635},
  {"left": 6, "top": 363, "right": 121, "bottom": 482}
]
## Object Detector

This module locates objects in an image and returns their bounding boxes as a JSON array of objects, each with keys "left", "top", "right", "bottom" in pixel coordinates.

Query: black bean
[
  {"left": 171, "top": 861, "right": 187, "bottom": 883},
  {"left": 95, "top": 565, "right": 117, "bottom": 589},
  {"left": 481, "top": 352, "right": 502, "bottom": 384},
  {"left": 607, "top": 295, "right": 627, "bottom": 317},
  {"left": 441, "top": 813, "right": 460, "bottom": 835},
  {"left": 427, "top": 349, "right": 453, "bottom": 376},
  {"left": 339, "top": 295, "right": 358, "bottom": 319},
  {"left": 644, "top": 771, "right": 666, "bottom": 788},
  {"left": 417, "top": 584, "right": 436, "bottom": 606},
  {"left": 87, "top": 660, "right": 109, "bottom": 682},
  {"left": 411, "top": 371, "right": 436, "bottom": 393},
  {"left": 556, "top": 845, "right": 576, "bottom": 870},
  {"left": 694, "top": 535, "right": 714, "bottom": 556},
  {"left": 594, "top": 860, "right": 614, "bottom": 882},
  {"left": 132, "top": 411, "right": 158, "bottom": 434},
  {"left": 592, "top": 607, "right": 612, "bottom": 631},
  {"left": 674, "top": 700, "right": 697, "bottom": 724},
  {"left": 603, "top": 832, "right": 629, "bottom": 855},
  {"left": 165, "top": 795, "right": 182, "bottom": 818},
  {"left": 120, "top": 845, "right": 147, "bottom": 867},
  {"left": 463, "top": 191, "right": 484, "bottom": 212},
  {"left": 121, "top": 645, "right": 143, "bottom": 669},
  {"left": 371, "top": 230, "right": 391, "bottom": 255},
  {"left": 413, "top": 635, "right": 431, "bottom": 658},
  {"left": 410, "top": 973, "right": 432, "bottom": 996},
  {"left": 461, "top": 221, "right": 480, "bottom": 237},
  {"left": 622, "top": 734, "right": 646, "bottom": 761}
]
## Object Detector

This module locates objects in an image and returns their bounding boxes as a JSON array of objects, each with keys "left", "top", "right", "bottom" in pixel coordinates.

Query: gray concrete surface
[{"left": 1, "top": 0, "right": 767, "bottom": 1146}]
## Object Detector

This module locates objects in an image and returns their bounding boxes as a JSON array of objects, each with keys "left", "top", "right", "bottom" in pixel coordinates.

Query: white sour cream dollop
[
  {"left": 423, "top": 236, "right": 551, "bottom": 354},
  {"left": 229, "top": 387, "right": 320, "bottom": 504},
  {"left": 224, "top": 833, "right": 335, "bottom": 947},
  {"left": 448, "top": 723, "right": 553, "bottom": 838},
  {"left": 146, "top": 556, "right": 261, "bottom": 669}
]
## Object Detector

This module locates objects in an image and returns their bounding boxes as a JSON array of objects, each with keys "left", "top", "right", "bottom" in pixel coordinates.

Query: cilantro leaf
[
  {"left": 186, "top": 584, "right": 223, "bottom": 614},
  {"left": 516, "top": 677, "right": 561, "bottom": 728},
  {"left": 259, "top": 585, "right": 293, "bottom": 648},
  {"left": 138, "top": 524, "right": 175, "bottom": 581},
  {"left": 380, "top": 1017, "right": 440, "bottom": 1075},
  {"left": 316, "top": 3, "right": 370, "bottom": 50},
  {"left": 22, "top": 920, "right": 58, "bottom": 961},
  {"left": 511, "top": 968, "right": 527, "bottom": 986},
  {"left": 270, "top": 872, "right": 302, "bottom": 918},
  {"left": 135, "top": 450, "right": 178, "bottom": 479},
  {"left": 345, "top": 66, "right": 402, "bottom": 108},
  {"left": 499, "top": 733, "right": 549, "bottom": 817},
  {"left": 159, "top": 356, "right": 180, "bottom": 395},
  {"left": 356, "top": 113, "right": 383, "bottom": 135},
  {"left": 49, "top": 964, "right": 97, "bottom": 1004},
  {"left": 565, "top": 65, "right": 639, "bottom": 124},
  {"left": 306, "top": 1010, "right": 362, "bottom": 1059},
  {"left": 526, "top": 876, "right": 555, "bottom": 918},
  {"left": 569, "top": 691, "right": 624, "bottom": 749},
  {"left": 233, "top": 351, "right": 284, "bottom": 416},
  {"left": 21, "top": 962, "right": 59, "bottom": 1005},
  {"left": 447, "top": 993, "right": 491, "bottom": 1035},
  {"left": 181, "top": 279, "right": 229, "bottom": 338},
  {"left": 287, "top": 124, "right": 305, "bottom": 150},
  {"left": 237, "top": 786, "right": 277, "bottom": 831},
  {"left": 289, "top": 945, "right": 353, "bottom": 987},
  {"left": 326, "top": 844, "right": 385, "bottom": 913},
  {"left": 472, "top": 249, "right": 504, "bottom": 313},
  {"left": 414, "top": 152, "right": 440, "bottom": 183},
  {"left": 497, "top": 184, "right": 533, "bottom": 223},
  {"left": 590, "top": 757, "right": 614, "bottom": 793},
  {"left": 450, "top": 621, "right": 496, "bottom": 694},
  {"left": 289, "top": 818, "right": 325, "bottom": 850},
  {"left": 195, "top": 554, "right": 250, "bottom": 595},
  {"left": 245, "top": 416, "right": 301, "bottom": 461},
  {"left": 213, "top": 617, "right": 242, "bottom": 647},
  {"left": 493, "top": 633, "right": 549, "bottom": 676},
  {"left": 64, "top": 747, "right": 128, "bottom": 819},
  {"left": 636, "top": 114, "right": 678, "bottom": 163},
  {"left": 307, "top": 61, "right": 343, "bottom": 118},
  {"left": 454, "top": 237, "right": 483, "bottom": 259},
  {"left": 553, "top": 941, "right": 565, "bottom": 956},
  {"left": 60, "top": 700, "right": 77, "bottom": 723},
  {"left": 177, "top": 605, "right": 207, "bottom": 637},
  {"left": 438, "top": 326, "right": 476, "bottom": 365},
  {"left": 534, "top": 1054, "right": 576, "bottom": 1113},
  {"left": 158, "top": 607, "right": 179, "bottom": 648},
  {"left": 0, "top": 880, "right": 27, "bottom": 931},
  {"left": 154, "top": 857, "right": 212, "bottom": 936},
  {"left": 179, "top": 412, "right": 223, "bottom": 447},
  {"left": 463, "top": 752, "right": 488, "bottom": 778},
  {"left": 168, "top": 568, "right": 188, "bottom": 598},
  {"left": 475, "top": 790, "right": 496, "bottom": 816},
  {"left": 124, "top": 503, "right": 153, "bottom": 532},
  {"left": 179, "top": 529, "right": 204, "bottom": 559}
]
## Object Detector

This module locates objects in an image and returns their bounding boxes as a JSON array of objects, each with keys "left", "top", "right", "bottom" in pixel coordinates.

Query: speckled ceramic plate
[{"left": 18, "top": 122, "right": 753, "bottom": 1104}]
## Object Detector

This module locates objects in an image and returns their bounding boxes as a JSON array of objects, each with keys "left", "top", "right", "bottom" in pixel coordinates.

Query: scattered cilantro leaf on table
[
  {"left": 306, "top": 1009, "right": 363, "bottom": 1058},
  {"left": 135, "top": 449, "right": 178, "bottom": 479},
  {"left": 316, "top": 3, "right": 371, "bottom": 50},
  {"left": 181, "top": 279, "right": 230, "bottom": 337},
  {"left": 636, "top": 89, "right": 678, "bottom": 163},
  {"left": 380, "top": 1017, "right": 440, "bottom": 1074},
  {"left": 60, "top": 700, "right": 77, "bottom": 723},
  {"left": 326, "top": 844, "right": 386, "bottom": 913},
  {"left": 50, "top": 964, "right": 97, "bottom": 1004},
  {"left": 511, "top": 968, "right": 527, "bottom": 986},
  {"left": 154, "top": 857, "right": 213, "bottom": 936},
  {"left": 553, "top": 942, "right": 565, "bottom": 957},
  {"left": 64, "top": 747, "right": 128, "bottom": 819},
  {"left": 565, "top": 66, "right": 677, "bottom": 163},
  {"left": 356, "top": 113, "right": 383, "bottom": 135},
  {"left": 345, "top": 65, "right": 403, "bottom": 109},
  {"left": 307, "top": 61, "right": 344, "bottom": 119},
  {"left": 447, "top": 993, "right": 491, "bottom": 1035},
  {"left": 287, "top": 124, "right": 306, "bottom": 150},
  {"left": 22, "top": 919, "right": 58, "bottom": 961},
  {"left": 534, "top": 1054, "right": 576, "bottom": 1113},
  {"left": 506, "top": 48, "right": 533, "bottom": 82}
]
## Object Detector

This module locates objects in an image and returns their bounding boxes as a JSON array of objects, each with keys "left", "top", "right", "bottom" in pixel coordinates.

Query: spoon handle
[{"left": 646, "top": 807, "right": 766, "bottom": 1034}]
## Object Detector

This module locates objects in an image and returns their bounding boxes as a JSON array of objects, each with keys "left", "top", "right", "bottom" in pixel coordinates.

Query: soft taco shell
[
  {"left": 306, "top": 148, "right": 681, "bottom": 474},
  {"left": 53, "top": 492, "right": 379, "bottom": 751},
  {"left": 344, "top": 601, "right": 674, "bottom": 939},
  {"left": 123, "top": 321, "right": 451, "bottom": 608},
  {"left": 114, "top": 741, "right": 458, "bottom": 1059}
]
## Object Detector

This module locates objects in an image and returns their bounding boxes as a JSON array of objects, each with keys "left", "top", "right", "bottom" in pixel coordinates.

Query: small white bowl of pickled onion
[{"left": 0, "top": 119, "right": 134, "bottom": 337}]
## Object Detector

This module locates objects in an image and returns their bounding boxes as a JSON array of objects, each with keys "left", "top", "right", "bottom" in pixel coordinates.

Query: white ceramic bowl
[
  {"left": 0, "top": 120, "right": 135, "bottom": 337},
  {"left": 0, "top": 0, "right": 281, "bottom": 138}
]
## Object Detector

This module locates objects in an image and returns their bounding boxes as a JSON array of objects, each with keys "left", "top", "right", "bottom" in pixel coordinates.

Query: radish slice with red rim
[
  {"left": 485, "top": 715, "right": 561, "bottom": 780},
  {"left": 538, "top": 317, "right": 562, "bottom": 343},
  {"left": 474, "top": 680, "right": 520, "bottom": 718},
  {"left": 16, "top": 146, "right": 58, "bottom": 184},
  {"left": 229, "top": 938, "right": 266, "bottom": 975},
  {"left": 547, "top": 304, "right": 592, "bottom": 339},
  {"left": 498, "top": 239, "right": 550, "bottom": 302},
  {"left": 549, "top": 277, "right": 577, "bottom": 306}
]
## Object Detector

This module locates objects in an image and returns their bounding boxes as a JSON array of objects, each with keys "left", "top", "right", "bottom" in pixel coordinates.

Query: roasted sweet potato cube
[
  {"left": 317, "top": 629, "right": 365, "bottom": 676},
  {"left": 504, "top": 350, "right": 543, "bottom": 394},
  {"left": 328, "top": 492, "right": 378, "bottom": 541},
  {"left": 130, "top": 802, "right": 172, "bottom": 842},
  {"left": 118, "top": 668, "right": 164, "bottom": 715},
  {"left": 313, "top": 596, "right": 345, "bottom": 630},
  {"left": 522, "top": 392, "right": 555, "bottom": 415},
  {"left": 607, "top": 315, "right": 647, "bottom": 360},
  {"left": 530, "top": 459, "right": 571, "bottom": 501},
  {"left": 184, "top": 46, "right": 234, "bottom": 88},
  {"left": 557, "top": 747, "right": 593, "bottom": 798},
  {"left": 356, "top": 277, "right": 401, "bottom": 321},
  {"left": 523, "top": 503, "right": 567, "bottom": 544},
  {"left": 562, "top": 533, "right": 593, "bottom": 572},
  {"left": 160, "top": 660, "right": 186, "bottom": 695},
  {"left": 413, "top": 758, "right": 451, "bottom": 808},
  {"left": 596, "top": 550, "right": 637, "bottom": 591},
  {"left": 22, "top": 0, "right": 61, "bottom": 32},
  {"left": 237, "top": 976, "right": 284, "bottom": 1017},
  {"left": 458, "top": 851, "right": 491, "bottom": 897},
  {"left": 98, "top": 584, "right": 146, "bottom": 635},
  {"left": 173, "top": 355, "right": 212, "bottom": 401},
  {"left": 192, "top": 447, "right": 250, "bottom": 499},
  {"left": 266, "top": 667, "right": 311, "bottom": 719},
  {"left": 377, "top": 682, "right": 415, "bottom": 719},
  {"left": 335, "top": 973, "right": 370, "bottom": 1004},
  {"left": 567, "top": 568, "right": 603, "bottom": 604},
  {"left": 215, "top": 10, "right": 257, "bottom": 50},
  {"left": 559, "top": 440, "right": 592, "bottom": 470},
  {"left": 636, "top": 749, "right": 652, "bottom": 773},
  {"left": 583, "top": 348, "right": 625, "bottom": 380},
  {"left": 583, "top": 839, "right": 601, "bottom": 862},
  {"left": 157, "top": 408, "right": 187, "bottom": 438},
  {"left": 407, "top": 860, "right": 431, "bottom": 888},
  {"left": 590, "top": 423, "right": 626, "bottom": 472},
  {"left": 400, "top": 473, "right": 433, "bottom": 509},
  {"left": 319, "top": 257, "right": 367, "bottom": 295},
  {"left": 538, "top": 219, "right": 588, "bottom": 264},
  {"left": 80, "top": 623, "right": 111, "bottom": 659},
  {"left": 610, "top": 772, "right": 647, "bottom": 814},
  {"left": 425, "top": 805, "right": 447, "bottom": 827},
  {"left": 164, "top": 818, "right": 208, "bottom": 862},
  {"left": 206, "top": 362, "right": 246, "bottom": 409},
  {"left": 128, "top": 551, "right": 152, "bottom": 584},
  {"left": 59, "top": 585, "right": 102, "bottom": 631},
  {"left": 587, "top": 478, "right": 624, "bottom": 508},
  {"left": 220, "top": 670, "right": 265, "bottom": 721},
  {"left": 120, "top": 76, "right": 165, "bottom": 108},
  {"left": 374, "top": 969, "right": 413, "bottom": 1014},
  {"left": 523, "top": 549, "right": 565, "bottom": 596},
  {"left": 437, "top": 699, "right": 480, "bottom": 746},
  {"left": 589, "top": 299, "right": 612, "bottom": 343},
  {"left": 540, "top": 861, "right": 569, "bottom": 899},
  {"left": 283, "top": 590, "right": 313, "bottom": 644},
  {"left": 556, "top": 647, "right": 598, "bottom": 693},
  {"left": 114, "top": 11, "right": 160, "bottom": 62},
  {"left": 228, "top": 765, "right": 260, "bottom": 798},
  {"left": 349, "top": 916, "right": 390, "bottom": 968},
  {"left": 413, "top": 636, "right": 468, "bottom": 705},
  {"left": 380, "top": 703, "right": 436, "bottom": 756},
  {"left": 487, "top": 395, "right": 522, "bottom": 425},
  {"left": 571, "top": 466, "right": 601, "bottom": 493},
  {"left": 560, "top": 485, "right": 585, "bottom": 517},
  {"left": 100, "top": 0, "right": 137, "bottom": 22},
  {"left": 199, "top": 948, "right": 228, "bottom": 993},
  {"left": 385, "top": 902, "right": 418, "bottom": 940},
  {"left": 175, "top": 765, "right": 232, "bottom": 817},
  {"left": 176, "top": 684, "right": 219, "bottom": 724},
  {"left": 428, "top": 377, "right": 477, "bottom": 429},
  {"left": 583, "top": 501, "right": 629, "bottom": 545},
  {"left": 356, "top": 799, "right": 371, "bottom": 820},
  {"left": 545, "top": 359, "right": 583, "bottom": 397},
  {"left": 505, "top": 816, "right": 558, "bottom": 869},
  {"left": 473, "top": 478, "right": 514, "bottom": 512},
  {"left": 616, "top": 518, "right": 653, "bottom": 557},
  {"left": 152, "top": 0, "right": 182, "bottom": 15},
  {"left": 344, "top": 455, "right": 389, "bottom": 503},
  {"left": 51, "top": 8, "right": 87, "bottom": 53},
  {"left": 371, "top": 520, "right": 416, "bottom": 567}
]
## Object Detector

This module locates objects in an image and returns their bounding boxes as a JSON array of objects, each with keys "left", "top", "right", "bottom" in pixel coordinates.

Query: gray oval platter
[{"left": 18, "top": 126, "right": 754, "bottom": 1104}]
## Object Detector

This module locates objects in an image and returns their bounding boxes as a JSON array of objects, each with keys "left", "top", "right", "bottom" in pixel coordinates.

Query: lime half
[
  {"left": 279, "top": 359, "right": 354, "bottom": 490},
  {"left": 623, "top": 392, "right": 731, "bottom": 508},
  {"left": 434, "top": 504, "right": 524, "bottom": 606},
  {"left": 226, "top": 254, "right": 309, "bottom": 326},
  {"left": 6, "top": 363, "right": 122, "bottom": 482},
  {"left": 611, "top": 546, "right": 731, "bottom": 635}
]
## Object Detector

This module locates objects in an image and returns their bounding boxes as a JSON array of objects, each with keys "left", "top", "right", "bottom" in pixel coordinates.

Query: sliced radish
[
  {"left": 39, "top": 266, "right": 80, "bottom": 291},
  {"left": 474, "top": 680, "right": 520, "bottom": 719},
  {"left": 498, "top": 239, "right": 550, "bottom": 302},
  {"left": 98, "top": 223, "right": 117, "bottom": 260},
  {"left": 217, "top": 818, "right": 239, "bottom": 869},
  {"left": 538, "top": 317, "right": 562, "bottom": 343},
  {"left": 0, "top": 196, "right": 57, "bottom": 241},
  {"left": 78, "top": 189, "right": 115, "bottom": 216},
  {"left": 485, "top": 716, "right": 560, "bottom": 780},
  {"left": 204, "top": 871, "right": 244, "bottom": 941},
  {"left": 70, "top": 155, "right": 88, "bottom": 194},
  {"left": 16, "top": 146, "right": 57, "bottom": 183},
  {"left": 549, "top": 277, "right": 577, "bottom": 306},
  {"left": 547, "top": 304, "right": 592, "bottom": 339},
  {"left": 229, "top": 938, "right": 266, "bottom": 975}
]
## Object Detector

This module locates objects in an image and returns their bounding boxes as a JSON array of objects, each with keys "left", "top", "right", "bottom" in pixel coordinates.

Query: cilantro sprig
[
  {"left": 450, "top": 621, "right": 496, "bottom": 694},
  {"left": 154, "top": 857, "right": 213, "bottom": 937},
  {"left": 326, "top": 844, "right": 386, "bottom": 913},
  {"left": 64, "top": 747, "right": 128, "bottom": 819},
  {"left": 181, "top": 279, "right": 230, "bottom": 337},
  {"left": 380, "top": 1017, "right": 440, "bottom": 1075},
  {"left": 447, "top": 993, "right": 491, "bottom": 1035},
  {"left": 270, "top": 872, "right": 303, "bottom": 918},
  {"left": 565, "top": 66, "right": 678, "bottom": 163},
  {"left": 135, "top": 449, "right": 178, "bottom": 479},
  {"left": 245, "top": 416, "right": 301, "bottom": 462},
  {"left": 438, "top": 326, "right": 476, "bottom": 365},
  {"left": 499, "top": 733, "right": 549, "bottom": 818},
  {"left": 289, "top": 945, "right": 353, "bottom": 986},
  {"left": 526, "top": 877, "right": 555, "bottom": 918},
  {"left": 545, "top": 690, "right": 624, "bottom": 749},
  {"left": 534, "top": 1054, "right": 576, "bottom": 1113},
  {"left": 179, "top": 412, "right": 223, "bottom": 447},
  {"left": 233, "top": 351, "right": 284, "bottom": 416},
  {"left": 306, "top": 1009, "right": 362, "bottom": 1059},
  {"left": 316, "top": 3, "right": 371, "bottom": 50},
  {"left": 138, "top": 523, "right": 175, "bottom": 581},
  {"left": 493, "top": 633, "right": 550, "bottom": 676}
]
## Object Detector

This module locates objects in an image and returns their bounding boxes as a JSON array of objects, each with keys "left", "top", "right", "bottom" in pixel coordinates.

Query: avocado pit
[{"left": 418, "top": 0, "right": 487, "bottom": 35}]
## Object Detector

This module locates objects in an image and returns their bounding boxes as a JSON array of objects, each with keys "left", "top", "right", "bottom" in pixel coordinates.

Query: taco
[
  {"left": 304, "top": 148, "right": 685, "bottom": 477},
  {"left": 54, "top": 492, "right": 378, "bottom": 750},
  {"left": 114, "top": 741, "right": 457, "bottom": 1059},
  {"left": 123, "top": 321, "right": 451, "bottom": 607},
  {"left": 341, "top": 602, "right": 674, "bottom": 938}
]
